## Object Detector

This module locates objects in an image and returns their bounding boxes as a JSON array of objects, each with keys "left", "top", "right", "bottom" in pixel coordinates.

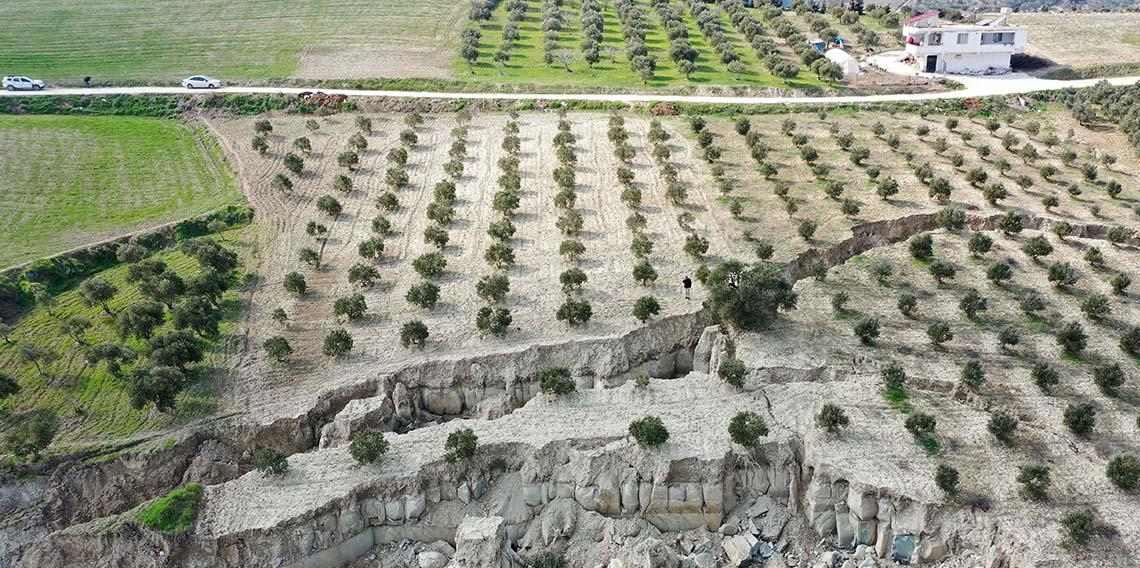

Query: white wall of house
[
  {"left": 903, "top": 25, "right": 1027, "bottom": 73},
  {"left": 932, "top": 51, "right": 1012, "bottom": 74}
]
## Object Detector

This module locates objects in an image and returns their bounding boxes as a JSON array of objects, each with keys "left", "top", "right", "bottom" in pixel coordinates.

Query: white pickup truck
[{"left": 3, "top": 76, "right": 45, "bottom": 90}]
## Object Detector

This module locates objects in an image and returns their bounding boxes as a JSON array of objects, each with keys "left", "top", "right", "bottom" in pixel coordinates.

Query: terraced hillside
[{"left": 4, "top": 92, "right": 1140, "bottom": 568}]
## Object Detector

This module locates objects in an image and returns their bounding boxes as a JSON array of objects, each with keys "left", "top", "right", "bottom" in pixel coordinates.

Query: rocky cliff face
[{"left": 16, "top": 324, "right": 1048, "bottom": 568}]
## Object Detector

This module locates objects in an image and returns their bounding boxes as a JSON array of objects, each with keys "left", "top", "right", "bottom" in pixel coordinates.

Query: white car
[
  {"left": 181, "top": 75, "right": 222, "bottom": 89},
  {"left": 3, "top": 76, "right": 45, "bottom": 91}
]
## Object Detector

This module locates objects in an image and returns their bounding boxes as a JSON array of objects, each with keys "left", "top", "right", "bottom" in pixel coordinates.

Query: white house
[{"left": 902, "top": 8, "right": 1027, "bottom": 74}]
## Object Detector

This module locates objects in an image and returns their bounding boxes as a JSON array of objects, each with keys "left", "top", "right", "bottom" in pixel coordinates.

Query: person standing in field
[{"left": 682, "top": 275, "right": 692, "bottom": 300}]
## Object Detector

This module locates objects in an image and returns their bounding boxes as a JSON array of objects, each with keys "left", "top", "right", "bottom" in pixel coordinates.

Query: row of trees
[
  {"left": 650, "top": 0, "right": 698, "bottom": 79},
  {"left": 492, "top": 0, "right": 529, "bottom": 67},
  {"left": 686, "top": 0, "right": 745, "bottom": 74},
  {"left": 551, "top": 114, "right": 593, "bottom": 326},
  {"left": 613, "top": 0, "right": 658, "bottom": 83},
  {"left": 540, "top": 0, "right": 565, "bottom": 66},
  {"left": 607, "top": 115, "right": 662, "bottom": 323},
  {"left": 579, "top": 0, "right": 605, "bottom": 68},
  {"left": 474, "top": 112, "right": 523, "bottom": 337}
]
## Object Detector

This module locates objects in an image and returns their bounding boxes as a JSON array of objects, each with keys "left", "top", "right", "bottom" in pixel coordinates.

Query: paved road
[{"left": 1, "top": 75, "right": 1137, "bottom": 105}]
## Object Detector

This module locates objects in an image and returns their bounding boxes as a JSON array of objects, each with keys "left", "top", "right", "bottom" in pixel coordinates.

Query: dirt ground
[
  {"left": 203, "top": 106, "right": 1140, "bottom": 427},
  {"left": 206, "top": 112, "right": 748, "bottom": 424},
  {"left": 1017, "top": 12, "right": 1140, "bottom": 69},
  {"left": 294, "top": 46, "right": 453, "bottom": 80}
]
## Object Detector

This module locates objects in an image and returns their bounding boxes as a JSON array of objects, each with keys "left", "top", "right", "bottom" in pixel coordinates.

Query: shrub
[
  {"left": 559, "top": 240, "right": 585, "bottom": 261},
  {"left": 798, "top": 220, "right": 818, "bottom": 241},
  {"left": 881, "top": 363, "right": 907, "bottom": 391},
  {"left": 707, "top": 261, "right": 796, "bottom": 331},
  {"left": 413, "top": 253, "right": 447, "bottom": 278},
  {"left": 400, "top": 320, "right": 429, "bottom": 349},
  {"left": 137, "top": 484, "right": 203, "bottom": 535},
  {"left": 967, "top": 233, "right": 993, "bottom": 258},
  {"left": 898, "top": 293, "right": 918, "bottom": 318},
  {"left": 1106, "top": 455, "right": 1140, "bottom": 491},
  {"left": 406, "top": 281, "right": 441, "bottom": 309},
  {"left": 1093, "top": 363, "right": 1125, "bottom": 396},
  {"left": 853, "top": 318, "right": 880, "bottom": 345},
  {"left": 869, "top": 259, "right": 894, "bottom": 285},
  {"left": 719, "top": 358, "right": 747, "bottom": 389},
  {"left": 1063, "top": 403, "right": 1096, "bottom": 437},
  {"left": 1111, "top": 274, "right": 1131, "bottom": 295},
  {"left": 1032, "top": 362, "right": 1060, "bottom": 393},
  {"left": 334, "top": 293, "right": 367, "bottom": 321},
  {"left": 909, "top": 234, "right": 933, "bottom": 260},
  {"left": 928, "top": 260, "right": 957, "bottom": 284},
  {"left": 629, "top": 416, "right": 669, "bottom": 448},
  {"left": 905, "top": 412, "right": 937, "bottom": 440},
  {"left": 254, "top": 448, "right": 289, "bottom": 477},
  {"left": 1017, "top": 464, "right": 1051, "bottom": 501},
  {"left": 997, "top": 211, "right": 1023, "bottom": 235},
  {"left": 1080, "top": 294, "right": 1111, "bottom": 320},
  {"left": 831, "top": 292, "right": 849, "bottom": 314},
  {"left": 1047, "top": 262, "right": 1079, "bottom": 289},
  {"left": 961, "top": 361, "right": 985, "bottom": 391},
  {"left": 988, "top": 412, "right": 1018, "bottom": 445},
  {"left": 322, "top": 328, "right": 353, "bottom": 357},
  {"left": 558, "top": 268, "right": 587, "bottom": 294},
  {"left": 1121, "top": 326, "right": 1140, "bottom": 356},
  {"left": 556, "top": 298, "right": 592, "bottom": 325},
  {"left": 958, "top": 288, "right": 987, "bottom": 319},
  {"left": 1056, "top": 322, "right": 1088, "bottom": 357},
  {"left": 348, "top": 430, "right": 390, "bottom": 466},
  {"left": 539, "top": 367, "right": 576, "bottom": 396},
  {"left": 1019, "top": 293, "right": 1045, "bottom": 317},
  {"left": 263, "top": 336, "right": 292, "bottom": 362},
  {"left": 1060, "top": 510, "right": 1097, "bottom": 548},
  {"left": 935, "top": 464, "right": 959, "bottom": 497},
  {"left": 986, "top": 262, "right": 1012, "bottom": 285},
  {"left": 816, "top": 404, "right": 850, "bottom": 435},
  {"left": 4, "top": 410, "right": 57, "bottom": 459},
  {"left": 375, "top": 192, "right": 399, "bottom": 211},
  {"left": 475, "top": 305, "right": 512, "bottom": 336},
  {"left": 444, "top": 428, "right": 478, "bottom": 462},
  {"left": 1022, "top": 236, "right": 1053, "bottom": 261},
  {"left": 632, "top": 261, "right": 658, "bottom": 286},
  {"left": 728, "top": 411, "right": 768, "bottom": 448},
  {"left": 632, "top": 296, "right": 661, "bottom": 322},
  {"left": 998, "top": 326, "right": 1021, "bottom": 350},
  {"left": 684, "top": 234, "right": 710, "bottom": 258}
]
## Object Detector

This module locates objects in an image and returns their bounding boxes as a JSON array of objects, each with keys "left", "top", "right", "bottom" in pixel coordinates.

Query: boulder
[
  {"left": 621, "top": 479, "right": 640, "bottom": 514},
  {"left": 917, "top": 534, "right": 948, "bottom": 563},
  {"left": 455, "top": 516, "right": 510, "bottom": 568},
  {"left": 540, "top": 498, "right": 578, "bottom": 545},
  {"left": 693, "top": 326, "right": 720, "bottom": 373},
  {"left": 417, "top": 550, "right": 447, "bottom": 568},
  {"left": 420, "top": 388, "right": 463, "bottom": 416},
  {"left": 385, "top": 499, "right": 404, "bottom": 525},
  {"left": 723, "top": 534, "right": 759, "bottom": 566},
  {"left": 835, "top": 503, "right": 855, "bottom": 547},
  {"left": 847, "top": 491, "right": 878, "bottom": 521},
  {"left": 405, "top": 494, "right": 426, "bottom": 520}
]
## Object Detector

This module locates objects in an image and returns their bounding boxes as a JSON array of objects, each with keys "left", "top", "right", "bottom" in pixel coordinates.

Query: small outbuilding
[{"left": 825, "top": 48, "right": 860, "bottom": 76}]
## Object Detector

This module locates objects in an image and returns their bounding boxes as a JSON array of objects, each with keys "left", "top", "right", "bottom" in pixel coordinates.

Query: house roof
[{"left": 904, "top": 10, "right": 939, "bottom": 25}]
